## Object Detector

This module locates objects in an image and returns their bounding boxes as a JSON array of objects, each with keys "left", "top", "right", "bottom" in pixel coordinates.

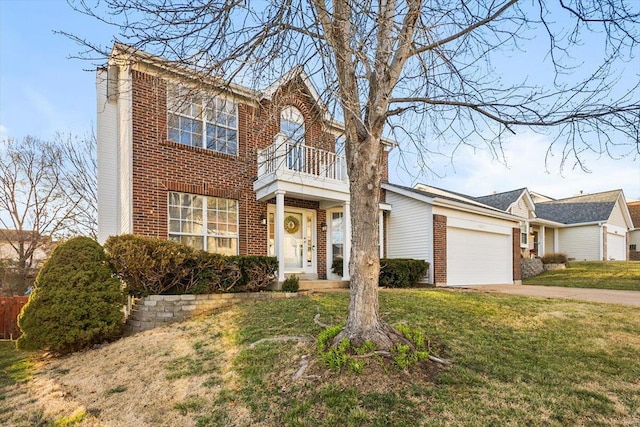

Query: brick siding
[
  {"left": 512, "top": 227, "right": 522, "bottom": 282},
  {"left": 433, "top": 214, "right": 447, "bottom": 286},
  {"left": 128, "top": 70, "right": 359, "bottom": 280}
]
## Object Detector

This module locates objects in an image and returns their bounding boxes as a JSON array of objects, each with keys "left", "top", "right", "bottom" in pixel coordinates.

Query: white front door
[{"left": 269, "top": 208, "right": 315, "bottom": 274}]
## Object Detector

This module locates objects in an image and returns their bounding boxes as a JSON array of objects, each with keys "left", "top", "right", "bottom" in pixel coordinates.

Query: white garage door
[
  {"left": 607, "top": 233, "right": 626, "bottom": 260},
  {"left": 447, "top": 227, "right": 512, "bottom": 286}
]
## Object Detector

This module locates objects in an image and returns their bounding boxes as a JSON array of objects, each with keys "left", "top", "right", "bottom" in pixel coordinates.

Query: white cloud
[
  {"left": 390, "top": 132, "right": 640, "bottom": 201},
  {"left": 0, "top": 124, "right": 8, "bottom": 139}
]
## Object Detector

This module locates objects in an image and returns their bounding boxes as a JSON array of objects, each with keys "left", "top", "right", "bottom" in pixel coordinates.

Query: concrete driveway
[{"left": 461, "top": 285, "right": 640, "bottom": 307}]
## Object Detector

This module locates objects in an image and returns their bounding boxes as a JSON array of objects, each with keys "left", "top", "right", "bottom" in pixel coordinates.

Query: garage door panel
[
  {"left": 607, "top": 233, "right": 626, "bottom": 260},
  {"left": 447, "top": 227, "right": 512, "bottom": 286}
]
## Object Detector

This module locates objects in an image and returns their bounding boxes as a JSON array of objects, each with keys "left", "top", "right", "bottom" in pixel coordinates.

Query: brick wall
[
  {"left": 513, "top": 228, "right": 522, "bottom": 282},
  {"left": 433, "top": 214, "right": 447, "bottom": 286},
  {"left": 128, "top": 69, "right": 346, "bottom": 278},
  {"left": 602, "top": 225, "right": 608, "bottom": 260}
]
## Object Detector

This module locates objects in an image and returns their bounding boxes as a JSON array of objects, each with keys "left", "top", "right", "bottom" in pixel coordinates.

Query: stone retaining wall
[
  {"left": 543, "top": 263, "right": 567, "bottom": 271},
  {"left": 521, "top": 258, "right": 544, "bottom": 279},
  {"left": 125, "top": 292, "right": 303, "bottom": 335}
]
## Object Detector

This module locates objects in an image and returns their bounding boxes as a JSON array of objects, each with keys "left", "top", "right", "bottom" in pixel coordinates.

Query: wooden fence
[{"left": 0, "top": 296, "right": 28, "bottom": 340}]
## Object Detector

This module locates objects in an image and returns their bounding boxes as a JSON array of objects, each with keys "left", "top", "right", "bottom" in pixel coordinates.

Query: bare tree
[
  {"left": 59, "top": 131, "right": 98, "bottom": 240},
  {"left": 0, "top": 134, "right": 98, "bottom": 293},
  {"left": 68, "top": 0, "right": 639, "bottom": 349}
]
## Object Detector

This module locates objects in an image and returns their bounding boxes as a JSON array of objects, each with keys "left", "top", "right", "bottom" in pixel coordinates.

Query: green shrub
[
  {"left": 380, "top": 259, "right": 429, "bottom": 288},
  {"left": 235, "top": 256, "right": 278, "bottom": 292},
  {"left": 105, "top": 235, "right": 275, "bottom": 295},
  {"left": 540, "top": 253, "right": 568, "bottom": 264},
  {"left": 104, "top": 234, "right": 196, "bottom": 296},
  {"left": 331, "top": 257, "right": 344, "bottom": 277},
  {"left": 17, "top": 237, "right": 125, "bottom": 354},
  {"left": 332, "top": 258, "right": 429, "bottom": 288},
  {"left": 282, "top": 274, "right": 300, "bottom": 292}
]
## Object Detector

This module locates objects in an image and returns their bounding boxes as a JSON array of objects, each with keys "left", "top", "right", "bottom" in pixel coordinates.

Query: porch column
[
  {"left": 378, "top": 210, "right": 384, "bottom": 258},
  {"left": 539, "top": 225, "right": 545, "bottom": 257},
  {"left": 553, "top": 228, "right": 559, "bottom": 253},
  {"left": 342, "top": 201, "right": 351, "bottom": 281},
  {"left": 276, "top": 190, "right": 286, "bottom": 282}
]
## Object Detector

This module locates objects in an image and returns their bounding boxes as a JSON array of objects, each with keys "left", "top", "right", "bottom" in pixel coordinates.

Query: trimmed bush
[
  {"left": 17, "top": 237, "right": 125, "bottom": 354},
  {"left": 104, "top": 234, "right": 197, "bottom": 296},
  {"left": 331, "top": 257, "right": 429, "bottom": 288},
  {"left": 331, "top": 257, "right": 344, "bottom": 277},
  {"left": 379, "top": 259, "right": 429, "bottom": 288},
  {"left": 540, "top": 253, "right": 568, "bottom": 265},
  {"left": 282, "top": 274, "right": 300, "bottom": 293},
  {"left": 104, "top": 235, "right": 276, "bottom": 295},
  {"left": 235, "top": 255, "right": 278, "bottom": 292}
]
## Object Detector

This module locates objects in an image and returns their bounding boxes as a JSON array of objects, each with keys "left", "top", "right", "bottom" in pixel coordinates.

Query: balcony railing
[{"left": 257, "top": 134, "right": 348, "bottom": 183}]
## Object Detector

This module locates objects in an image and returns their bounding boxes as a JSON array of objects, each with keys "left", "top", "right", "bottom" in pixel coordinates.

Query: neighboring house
[
  {"left": 383, "top": 183, "right": 522, "bottom": 286},
  {"left": 628, "top": 201, "right": 640, "bottom": 261},
  {"left": 477, "top": 188, "right": 633, "bottom": 261},
  {"left": 0, "top": 229, "right": 52, "bottom": 295},
  {"left": 96, "top": 43, "right": 393, "bottom": 282},
  {"left": 0, "top": 229, "right": 51, "bottom": 269}
]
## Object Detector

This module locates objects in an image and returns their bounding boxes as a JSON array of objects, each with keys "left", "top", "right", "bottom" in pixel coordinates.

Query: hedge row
[
  {"left": 104, "top": 235, "right": 277, "bottom": 296},
  {"left": 331, "top": 257, "right": 429, "bottom": 288}
]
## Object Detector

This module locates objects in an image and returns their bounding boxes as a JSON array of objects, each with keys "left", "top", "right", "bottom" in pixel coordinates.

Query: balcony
[{"left": 253, "top": 134, "right": 350, "bottom": 205}]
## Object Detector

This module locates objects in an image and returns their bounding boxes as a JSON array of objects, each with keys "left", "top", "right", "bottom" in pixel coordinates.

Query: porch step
[{"left": 298, "top": 280, "right": 349, "bottom": 291}]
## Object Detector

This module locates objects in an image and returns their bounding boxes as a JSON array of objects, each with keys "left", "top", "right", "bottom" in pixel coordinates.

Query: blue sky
[{"left": 1, "top": 0, "right": 638, "bottom": 201}]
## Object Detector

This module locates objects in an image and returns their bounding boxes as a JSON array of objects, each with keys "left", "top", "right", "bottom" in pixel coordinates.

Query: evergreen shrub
[{"left": 17, "top": 237, "right": 125, "bottom": 354}]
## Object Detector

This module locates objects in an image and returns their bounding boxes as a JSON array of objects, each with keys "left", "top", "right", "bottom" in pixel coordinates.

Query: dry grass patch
[{"left": 1, "top": 290, "right": 639, "bottom": 426}]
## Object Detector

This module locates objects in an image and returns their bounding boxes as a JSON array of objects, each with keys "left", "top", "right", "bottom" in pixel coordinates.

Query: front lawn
[
  {"left": 523, "top": 260, "right": 640, "bottom": 291},
  {"left": 2, "top": 290, "right": 639, "bottom": 426}
]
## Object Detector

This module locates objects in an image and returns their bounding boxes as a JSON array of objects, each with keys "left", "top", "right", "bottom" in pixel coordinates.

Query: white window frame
[
  {"left": 520, "top": 221, "right": 529, "bottom": 247},
  {"left": 168, "top": 192, "right": 239, "bottom": 255},
  {"left": 167, "top": 84, "right": 238, "bottom": 155}
]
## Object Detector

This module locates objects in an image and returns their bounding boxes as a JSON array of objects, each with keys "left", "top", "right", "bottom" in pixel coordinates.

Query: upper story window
[
  {"left": 167, "top": 84, "right": 238, "bottom": 155},
  {"left": 281, "top": 106, "right": 305, "bottom": 170},
  {"left": 280, "top": 106, "right": 305, "bottom": 144}
]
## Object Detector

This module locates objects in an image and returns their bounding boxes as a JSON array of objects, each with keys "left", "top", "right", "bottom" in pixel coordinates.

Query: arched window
[
  {"left": 281, "top": 106, "right": 305, "bottom": 170},
  {"left": 280, "top": 106, "right": 305, "bottom": 143}
]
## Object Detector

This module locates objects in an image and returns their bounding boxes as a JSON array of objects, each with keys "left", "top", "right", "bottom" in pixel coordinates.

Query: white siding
[
  {"left": 607, "top": 200, "right": 629, "bottom": 229},
  {"left": 96, "top": 68, "right": 120, "bottom": 244},
  {"left": 606, "top": 232, "right": 626, "bottom": 260},
  {"left": 544, "top": 227, "right": 556, "bottom": 254},
  {"left": 630, "top": 230, "right": 640, "bottom": 247},
  {"left": 510, "top": 198, "right": 529, "bottom": 219},
  {"left": 386, "top": 192, "right": 433, "bottom": 282},
  {"left": 559, "top": 226, "right": 601, "bottom": 261}
]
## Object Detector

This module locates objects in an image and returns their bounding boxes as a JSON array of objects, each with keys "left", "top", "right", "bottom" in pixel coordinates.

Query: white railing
[{"left": 257, "top": 134, "right": 348, "bottom": 183}]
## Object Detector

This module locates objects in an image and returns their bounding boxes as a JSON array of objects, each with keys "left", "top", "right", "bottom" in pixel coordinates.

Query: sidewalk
[{"left": 461, "top": 285, "right": 640, "bottom": 307}]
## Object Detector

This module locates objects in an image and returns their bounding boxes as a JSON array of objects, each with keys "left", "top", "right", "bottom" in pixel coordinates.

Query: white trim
[{"left": 268, "top": 203, "right": 317, "bottom": 276}]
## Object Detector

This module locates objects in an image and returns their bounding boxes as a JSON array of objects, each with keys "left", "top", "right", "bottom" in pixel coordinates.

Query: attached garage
[
  {"left": 606, "top": 231, "right": 626, "bottom": 260},
  {"left": 447, "top": 226, "right": 513, "bottom": 286},
  {"left": 383, "top": 183, "right": 520, "bottom": 287}
]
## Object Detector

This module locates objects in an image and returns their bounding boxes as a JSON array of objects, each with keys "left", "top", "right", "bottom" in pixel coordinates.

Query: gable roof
[
  {"left": 383, "top": 182, "right": 520, "bottom": 221},
  {"left": 475, "top": 188, "right": 528, "bottom": 211},
  {"left": 629, "top": 201, "right": 640, "bottom": 229},
  {"left": 535, "top": 190, "right": 623, "bottom": 224}
]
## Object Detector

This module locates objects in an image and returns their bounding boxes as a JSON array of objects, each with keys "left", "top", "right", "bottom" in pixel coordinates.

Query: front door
[{"left": 268, "top": 208, "right": 315, "bottom": 274}]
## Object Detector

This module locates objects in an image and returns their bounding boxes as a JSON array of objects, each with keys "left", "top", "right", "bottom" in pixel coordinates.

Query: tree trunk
[{"left": 334, "top": 134, "right": 405, "bottom": 350}]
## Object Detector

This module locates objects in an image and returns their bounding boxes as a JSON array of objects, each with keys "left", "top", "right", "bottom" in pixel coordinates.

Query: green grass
[
  {"left": 0, "top": 341, "right": 33, "bottom": 390},
  {"left": 2, "top": 290, "right": 639, "bottom": 426},
  {"left": 223, "top": 290, "right": 640, "bottom": 426},
  {"left": 523, "top": 260, "right": 640, "bottom": 291}
]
